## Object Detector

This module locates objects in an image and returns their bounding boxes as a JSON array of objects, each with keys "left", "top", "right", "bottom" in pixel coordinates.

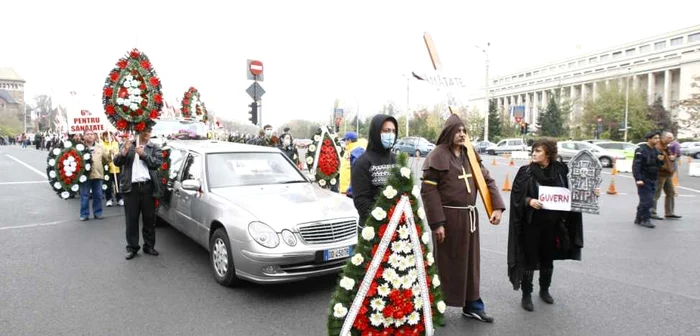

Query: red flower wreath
[
  {"left": 180, "top": 87, "right": 208, "bottom": 123},
  {"left": 102, "top": 48, "right": 163, "bottom": 133}
]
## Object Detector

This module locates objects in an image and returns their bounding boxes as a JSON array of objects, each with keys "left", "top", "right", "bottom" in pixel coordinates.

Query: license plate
[{"left": 324, "top": 246, "right": 353, "bottom": 261}]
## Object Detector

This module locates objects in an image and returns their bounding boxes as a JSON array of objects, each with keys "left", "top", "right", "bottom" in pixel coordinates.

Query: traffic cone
[
  {"left": 611, "top": 158, "right": 618, "bottom": 175},
  {"left": 606, "top": 176, "right": 617, "bottom": 195},
  {"left": 492, "top": 158, "right": 497, "bottom": 166},
  {"left": 509, "top": 158, "right": 515, "bottom": 167},
  {"left": 672, "top": 172, "right": 679, "bottom": 187},
  {"left": 501, "top": 173, "right": 512, "bottom": 191}
]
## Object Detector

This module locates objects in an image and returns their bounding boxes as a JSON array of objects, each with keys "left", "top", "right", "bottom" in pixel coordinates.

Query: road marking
[
  {"left": 5, "top": 154, "right": 46, "bottom": 178},
  {"left": 0, "top": 219, "right": 71, "bottom": 231},
  {"left": 0, "top": 181, "right": 46, "bottom": 185}
]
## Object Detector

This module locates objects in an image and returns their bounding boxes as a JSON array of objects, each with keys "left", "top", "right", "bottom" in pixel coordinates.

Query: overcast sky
[{"left": 2, "top": 0, "right": 698, "bottom": 127}]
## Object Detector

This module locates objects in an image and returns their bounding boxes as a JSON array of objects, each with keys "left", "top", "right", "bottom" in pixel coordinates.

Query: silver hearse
[{"left": 157, "top": 140, "right": 358, "bottom": 286}]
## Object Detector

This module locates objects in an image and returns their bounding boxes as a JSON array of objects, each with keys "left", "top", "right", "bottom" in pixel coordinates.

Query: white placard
[{"left": 538, "top": 186, "right": 572, "bottom": 211}]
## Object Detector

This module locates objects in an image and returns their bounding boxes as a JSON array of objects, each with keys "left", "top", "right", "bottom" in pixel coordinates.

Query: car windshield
[
  {"left": 152, "top": 120, "right": 207, "bottom": 138},
  {"left": 206, "top": 152, "right": 306, "bottom": 188}
]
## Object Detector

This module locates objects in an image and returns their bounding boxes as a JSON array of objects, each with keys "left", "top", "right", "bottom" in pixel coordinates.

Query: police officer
[{"left": 632, "top": 130, "right": 664, "bottom": 228}]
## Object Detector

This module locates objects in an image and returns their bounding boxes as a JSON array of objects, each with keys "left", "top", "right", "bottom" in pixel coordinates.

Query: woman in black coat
[{"left": 507, "top": 138, "right": 599, "bottom": 311}]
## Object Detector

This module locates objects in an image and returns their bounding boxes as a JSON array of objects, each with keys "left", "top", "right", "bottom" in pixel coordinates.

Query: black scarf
[{"left": 530, "top": 162, "right": 560, "bottom": 187}]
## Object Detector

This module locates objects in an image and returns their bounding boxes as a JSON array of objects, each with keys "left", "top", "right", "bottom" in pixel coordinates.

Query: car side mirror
[{"left": 182, "top": 179, "right": 201, "bottom": 191}]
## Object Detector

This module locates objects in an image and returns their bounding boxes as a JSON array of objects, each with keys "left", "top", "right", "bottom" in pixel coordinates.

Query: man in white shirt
[{"left": 113, "top": 127, "right": 163, "bottom": 260}]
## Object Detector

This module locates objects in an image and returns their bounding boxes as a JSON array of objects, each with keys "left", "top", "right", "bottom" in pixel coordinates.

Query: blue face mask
[{"left": 381, "top": 133, "right": 395, "bottom": 149}]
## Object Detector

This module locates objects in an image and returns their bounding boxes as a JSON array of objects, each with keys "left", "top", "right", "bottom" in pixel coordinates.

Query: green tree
[
  {"left": 538, "top": 96, "right": 566, "bottom": 137},
  {"left": 583, "top": 81, "right": 652, "bottom": 141},
  {"left": 679, "top": 75, "right": 700, "bottom": 138},
  {"left": 648, "top": 97, "right": 678, "bottom": 134},
  {"left": 459, "top": 106, "right": 485, "bottom": 141},
  {"left": 487, "top": 100, "right": 502, "bottom": 141}
]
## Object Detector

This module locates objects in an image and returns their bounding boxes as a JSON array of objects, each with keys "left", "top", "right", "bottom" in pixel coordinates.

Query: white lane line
[
  {"left": 0, "top": 219, "right": 70, "bottom": 231},
  {"left": 5, "top": 154, "right": 46, "bottom": 178},
  {"left": 0, "top": 181, "right": 46, "bottom": 185},
  {"left": 603, "top": 171, "right": 700, "bottom": 194}
]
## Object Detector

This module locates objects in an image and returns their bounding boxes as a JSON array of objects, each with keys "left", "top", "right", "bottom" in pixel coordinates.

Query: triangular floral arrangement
[
  {"left": 327, "top": 153, "right": 444, "bottom": 336},
  {"left": 305, "top": 126, "right": 344, "bottom": 189}
]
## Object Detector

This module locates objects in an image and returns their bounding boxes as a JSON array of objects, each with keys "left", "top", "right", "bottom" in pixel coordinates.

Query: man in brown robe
[{"left": 420, "top": 114, "right": 506, "bottom": 323}]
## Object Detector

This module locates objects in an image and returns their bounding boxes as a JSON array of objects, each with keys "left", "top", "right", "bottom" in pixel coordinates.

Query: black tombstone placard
[{"left": 567, "top": 149, "right": 602, "bottom": 214}]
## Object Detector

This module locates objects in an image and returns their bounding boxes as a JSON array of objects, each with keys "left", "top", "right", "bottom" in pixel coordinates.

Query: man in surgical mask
[
  {"left": 350, "top": 114, "right": 398, "bottom": 228},
  {"left": 278, "top": 127, "right": 297, "bottom": 163}
]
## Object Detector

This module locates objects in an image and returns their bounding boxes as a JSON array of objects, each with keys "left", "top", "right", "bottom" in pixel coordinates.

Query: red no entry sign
[{"left": 249, "top": 60, "right": 263, "bottom": 76}]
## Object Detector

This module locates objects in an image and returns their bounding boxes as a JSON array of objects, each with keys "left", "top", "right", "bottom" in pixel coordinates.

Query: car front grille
[{"left": 297, "top": 219, "right": 356, "bottom": 244}]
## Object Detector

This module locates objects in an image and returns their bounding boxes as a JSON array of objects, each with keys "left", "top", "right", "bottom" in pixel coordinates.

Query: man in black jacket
[
  {"left": 632, "top": 130, "right": 663, "bottom": 228},
  {"left": 113, "top": 127, "right": 163, "bottom": 259},
  {"left": 351, "top": 114, "right": 398, "bottom": 228}
]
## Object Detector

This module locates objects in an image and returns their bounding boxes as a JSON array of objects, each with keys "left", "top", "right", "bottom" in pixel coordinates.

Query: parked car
[
  {"left": 486, "top": 138, "right": 528, "bottom": 155},
  {"left": 557, "top": 141, "right": 625, "bottom": 167},
  {"left": 151, "top": 118, "right": 208, "bottom": 144},
  {"left": 680, "top": 141, "right": 700, "bottom": 158},
  {"left": 157, "top": 140, "right": 358, "bottom": 286},
  {"left": 474, "top": 141, "right": 495, "bottom": 154},
  {"left": 594, "top": 141, "right": 638, "bottom": 160},
  {"left": 393, "top": 136, "right": 435, "bottom": 157},
  {"left": 583, "top": 139, "right": 611, "bottom": 144}
]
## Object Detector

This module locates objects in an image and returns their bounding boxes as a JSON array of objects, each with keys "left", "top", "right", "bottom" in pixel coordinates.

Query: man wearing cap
[
  {"left": 632, "top": 131, "right": 664, "bottom": 228},
  {"left": 339, "top": 131, "right": 368, "bottom": 195}
]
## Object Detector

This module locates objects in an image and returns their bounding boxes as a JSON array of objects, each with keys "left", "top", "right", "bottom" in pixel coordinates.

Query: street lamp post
[
  {"left": 624, "top": 67, "right": 631, "bottom": 142},
  {"left": 476, "top": 43, "right": 490, "bottom": 142}
]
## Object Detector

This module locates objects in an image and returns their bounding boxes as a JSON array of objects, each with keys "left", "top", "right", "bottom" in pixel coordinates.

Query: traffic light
[{"left": 248, "top": 101, "right": 258, "bottom": 125}]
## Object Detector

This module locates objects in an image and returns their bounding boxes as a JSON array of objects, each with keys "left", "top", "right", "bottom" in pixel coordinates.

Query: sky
[{"left": 2, "top": 0, "right": 699, "bottom": 128}]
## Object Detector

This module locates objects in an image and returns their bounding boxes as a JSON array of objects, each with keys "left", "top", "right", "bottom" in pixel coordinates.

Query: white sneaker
[
  {"left": 106, "top": 200, "right": 113, "bottom": 207},
  {"left": 118, "top": 199, "right": 124, "bottom": 206}
]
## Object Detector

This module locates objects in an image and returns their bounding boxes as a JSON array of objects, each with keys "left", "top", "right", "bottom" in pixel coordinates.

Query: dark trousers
[
  {"left": 124, "top": 182, "right": 156, "bottom": 252},
  {"left": 636, "top": 179, "right": 656, "bottom": 221},
  {"left": 105, "top": 172, "right": 122, "bottom": 202}
]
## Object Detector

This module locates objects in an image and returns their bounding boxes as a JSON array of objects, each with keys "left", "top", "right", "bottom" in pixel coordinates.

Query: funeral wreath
[
  {"left": 46, "top": 140, "right": 93, "bottom": 200},
  {"left": 305, "top": 126, "right": 343, "bottom": 188}
]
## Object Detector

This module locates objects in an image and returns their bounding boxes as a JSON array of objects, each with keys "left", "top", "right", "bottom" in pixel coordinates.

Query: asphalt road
[{"left": 1, "top": 144, "right": 699, "bottom": 336}]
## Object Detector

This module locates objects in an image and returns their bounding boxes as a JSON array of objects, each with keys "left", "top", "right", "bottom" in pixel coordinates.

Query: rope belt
[{"left": 443, "top": 205, "right": 478, "bottom": 233}]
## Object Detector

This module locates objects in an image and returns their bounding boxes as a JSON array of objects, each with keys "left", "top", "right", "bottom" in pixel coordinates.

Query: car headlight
[
  {"left": 281, "top": 230, "right": 297, "bottom": 246},
  {"left": 248, "top": 222, "right": 279, "bottom": 248}
]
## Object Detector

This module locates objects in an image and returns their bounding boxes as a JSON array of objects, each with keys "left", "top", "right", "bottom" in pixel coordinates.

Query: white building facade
[{"left": 470, "top": 25, "right": 700, "bottom": 137}]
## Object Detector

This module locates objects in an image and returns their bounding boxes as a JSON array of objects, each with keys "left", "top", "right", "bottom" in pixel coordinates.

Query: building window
[
  {"left": 670, "top": 37, "right": 683, "bottom": 46},
  {"left": 600, "top": 54, "right": 610, "bottom": 62},
  {"left": 578, "top": 60, "right": 586, "bottom": 66},
  {"left": 626, "top": 48, "right": 636, "bottom": 56},
  {"left": 612, "top": 51, "right": 622, "bottom": 59},
  {"left": 640, "top": 44, "right": 651, "bottom": 53},
  {"left": 533, "top": 70, "right": 540, "bottom": 76},
  {"left": 690, "top": 33, "right": 700, "bottom": 43},
  {"left": 526, "top": 72, "right": 531, "bottom": 77},
  {"left": 589, "top": 57, "right": 598, "bottom": 63},
  {"left": 559, "top": 64, "right": 566, "bottom": 70},
  {"left": 568, "top": 62, "right": 575, "bottom": 68},
  {"left": 654, "top": 41, "right": 666, "bottom": 50}
]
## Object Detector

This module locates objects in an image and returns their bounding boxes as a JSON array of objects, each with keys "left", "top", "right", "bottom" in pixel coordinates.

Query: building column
[
  {"left": 663, "top": 69, "right": 672, "bottom": 110},
  {"left": 525, "top": 93, "right": 532, "bottom": 124},
  {"left": 570, "top": 86, "right": 578, "bottom": 121},
  {"left": 581, "top": 83, "right": 587, "bottom": 105},
  {"left": 532, "top": 92, "right": 539, "bottom": 123},
  {"left": 647, "top": 72, "right": 656, "bottom": 105},
  {"left": 541, "top": 90, "right": 548, "bottom": 109},
  {"left": 632, "top": 74, "right": 639, "bottom": 92},
  {"left": 592, "top": 81, "right": 598, "bottom": 100}
]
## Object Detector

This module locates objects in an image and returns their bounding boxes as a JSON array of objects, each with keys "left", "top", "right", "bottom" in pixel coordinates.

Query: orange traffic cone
[
  {"left": 672, "top": 172, "right": 679, "bottom": 187},
  {"left": 501, "top": 173, "right": 512, "bottom": 191},
  {"left": 492, "top": 158, "right": 497, "bottom": 166},
  {"left": 606, "top": 176, "right": 617, "bottom": 195},
  {"left": 611, "top": 158, "right": 618, "bottom": 175},
  {"left": 509, "top": 158, "right": 515, "bottom": 167}
]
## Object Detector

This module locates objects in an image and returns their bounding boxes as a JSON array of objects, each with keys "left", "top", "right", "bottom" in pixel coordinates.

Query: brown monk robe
[{"left": 420, "top": 114, "right": 505, "bottom": 321}]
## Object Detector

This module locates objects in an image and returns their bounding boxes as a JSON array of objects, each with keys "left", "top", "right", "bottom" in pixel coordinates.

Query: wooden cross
[
  {"left": 419, "top": 32, "right": 494, "bottom": 217},
  {"left": 458, "top": 166, "right": 473, "bottom": 193}
]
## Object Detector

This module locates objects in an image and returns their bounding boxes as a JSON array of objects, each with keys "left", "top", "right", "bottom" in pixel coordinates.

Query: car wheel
[
  {"left": 557, "top": 155, "right": 563, "bottom": 162},
  {"left": 210, "top": 228, "right": 242, "bottom": 287},
  {"left": 694, "top": 153, "right": 700, "bottom": 159},
  {"left": 599, "top": 156, "right": 612, "bottom": 168}
]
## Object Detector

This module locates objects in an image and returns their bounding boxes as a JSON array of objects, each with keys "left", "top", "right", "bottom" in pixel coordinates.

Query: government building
[{"left": 470, "top": 25, "right": 700, "bottom": 137}]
